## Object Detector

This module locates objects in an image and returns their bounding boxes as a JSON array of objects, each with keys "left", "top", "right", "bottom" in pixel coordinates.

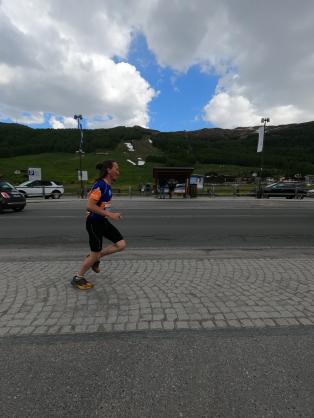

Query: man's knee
[{"left": 115, "top": 240, "right": 126, "bottom": 252}]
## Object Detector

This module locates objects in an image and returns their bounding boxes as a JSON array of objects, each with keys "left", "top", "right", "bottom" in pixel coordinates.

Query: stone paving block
[
  {"left": 190, "top": 314, "right": 202, "bottom": 320},
  {"left": 298, "top": 318, "right": 313, "bottom": 326},
  {"left": 227, "top": 319, "right": 242, "bottom": 328},
  {"left": 275, "top": 318, "right": 291, "bottom": 326},
  {"left": 224, "top": 313, "right": 238, "bottom": 320},
  {"left": 87, "top": 325, "right": 98, "bottom": 333},
  {"left": 125, "top": 323, "right": 137, "bottom": 331},
  {"left": 214, "top": 314, "right": 225, "bottom": 320},
  {"left": 166, "top": 314, "right": 178, "bottom": 321},
  {"left": 176, "top": 321, "right": 189, "bottom": 329},
  {"left": 188, "top": 321, "right": 202, "bottom": 329},
  {"left": 150, "top": 321, "right": 163, "bottom": 330},
  {"left": 263, "top": 319, "right": 276, "bottom": 327},
  {"left": 153, "top": 314, "right": 164, "bottom": 321},
  {"left": 137, "top": 321, "right": 149, "bottom": 330},
  {"left": 251, "top": 319, "right": 267, "bottom": 327},
  {"left": 285, "top": 318, "right": 301, "bottom": 326},
  {"left": 234, "top": 311, "right": 248, "bottom": 319},
  {"left": 8, "top": 327, "right": 22, "bottom": 335},
  {"left": 47, "top": 326, "right": 61, "bottom": 334},
  {"left": 177, "top": 314, "right": 190, "bottom": 321},
  {"left": 240, "top": 319, "right": 254, "bottom": 327},
  {"left": 215, "top": 320, "right": 227, "bottom": 328},
  {"left": 201, "top": 320, "right": 215, "bottom": 329},
  {"left": 34, "top": 326, "right": 48, "bottom": 334},
  {"left": 162, "top": 321, "right": 175, "bottom": 330}
]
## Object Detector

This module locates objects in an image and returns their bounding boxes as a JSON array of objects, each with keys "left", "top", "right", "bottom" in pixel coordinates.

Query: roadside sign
[
  {"left": 78, "top": 170, "right": 88, "bottom": 181},
  {"left": 28, "top": 168, "right": 42, "bottom": 181}
]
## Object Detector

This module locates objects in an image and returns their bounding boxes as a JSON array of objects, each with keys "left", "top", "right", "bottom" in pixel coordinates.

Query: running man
[{"left": 71, "top": 160, "right": 126, "bottom": 290}]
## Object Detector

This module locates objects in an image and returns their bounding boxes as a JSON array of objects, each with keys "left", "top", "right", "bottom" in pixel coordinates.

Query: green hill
[{"left": 1, "top": 121, "right": 314, "bottom": 189}]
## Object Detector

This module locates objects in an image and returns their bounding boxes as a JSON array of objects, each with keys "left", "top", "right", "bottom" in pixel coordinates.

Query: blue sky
[{"left": 126, "top": 34, "right": 218, "bottom": 132}]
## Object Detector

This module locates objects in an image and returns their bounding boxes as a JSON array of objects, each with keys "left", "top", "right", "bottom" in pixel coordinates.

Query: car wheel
[
  {"left": 51, "top": 191, "right": 61, "bottom": 199},
  {"left": 13, "top": 206, "right": 25, "bottom": 212},
  {"left": 0, "top": 203, "right": 3, "bottom": 213}
]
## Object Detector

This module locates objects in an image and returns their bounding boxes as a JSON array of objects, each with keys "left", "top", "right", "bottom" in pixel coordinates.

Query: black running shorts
[{"left": 86, "top": 217, "right": 124, "bottom": 252}]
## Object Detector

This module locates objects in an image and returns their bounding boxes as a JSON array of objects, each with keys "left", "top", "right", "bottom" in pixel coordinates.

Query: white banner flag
[{"left": 257, "top": 126, "right": 264, "bottom": 153}]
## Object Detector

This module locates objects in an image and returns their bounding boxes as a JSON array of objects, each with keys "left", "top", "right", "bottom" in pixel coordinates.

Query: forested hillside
[
  {"left": 150, "top": 122, "right": 314, "bottom": 175},
  {"left": 0, "top": 123, "right": 155, "bottom": 156},
  {"left": 1, "top": 121, "right": 314, "bottom": 176}
]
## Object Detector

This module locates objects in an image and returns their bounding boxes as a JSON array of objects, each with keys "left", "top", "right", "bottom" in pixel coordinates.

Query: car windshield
[{"left": 0, "top": 181, "right": 15, "bottom": 191}]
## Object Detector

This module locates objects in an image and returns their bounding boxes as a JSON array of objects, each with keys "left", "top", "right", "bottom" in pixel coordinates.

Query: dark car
[
  {"left": 263, "top": 182, "right": 307, "bottom": 199},
  {"left": 0, "top": 181, "right": 26, "bottom": 212}
]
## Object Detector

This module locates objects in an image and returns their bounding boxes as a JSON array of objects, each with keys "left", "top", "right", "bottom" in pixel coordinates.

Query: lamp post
[
  {"left": 74, "top": 114, "right": 84, "bottom": 198},
  {"left": 258, "top": 117, "right": 270, "bottom": 198}
]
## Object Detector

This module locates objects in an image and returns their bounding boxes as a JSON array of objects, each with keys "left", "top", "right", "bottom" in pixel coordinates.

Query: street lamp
[
  {"left": 74, "top": 114, "right": 84, "bottom": 198},
  {"left": 258, "top": 117, "right": 270, "bottom": 198}
]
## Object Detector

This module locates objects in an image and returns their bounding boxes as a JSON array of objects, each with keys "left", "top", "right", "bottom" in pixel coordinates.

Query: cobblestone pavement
[{"left": 1, "top": 256, "right": 314, "bottom": 337}]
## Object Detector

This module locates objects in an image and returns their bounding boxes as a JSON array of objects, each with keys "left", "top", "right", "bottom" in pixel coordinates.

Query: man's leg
[
  {"left": 78, "top": 251, "right": 101, "bottom": 276},
  {"left": 71, "top": 251, "right": 101, "bottom": 290},
  {"left": 100, "top": 239, "right": 126, "bottom": 258}
]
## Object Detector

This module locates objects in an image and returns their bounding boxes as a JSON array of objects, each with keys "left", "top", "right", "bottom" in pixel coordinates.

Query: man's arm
[{"left": 87, "top": 198, "right": 122, "bottom": 220}]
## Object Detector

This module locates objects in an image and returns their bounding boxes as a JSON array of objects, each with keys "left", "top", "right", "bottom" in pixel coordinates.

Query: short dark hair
[{"left": 96, "top": 160, "right": 116, "bottom": 179}]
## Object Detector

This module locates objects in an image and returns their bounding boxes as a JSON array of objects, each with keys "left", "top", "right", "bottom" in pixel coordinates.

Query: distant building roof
[{"left": 153, "top": 167, "right": 194, "bottom": 177}]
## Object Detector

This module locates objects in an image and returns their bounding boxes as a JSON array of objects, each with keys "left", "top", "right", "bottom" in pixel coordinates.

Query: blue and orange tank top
[{"left": 86, "top": 178, "right": 112, "bottom": 221}]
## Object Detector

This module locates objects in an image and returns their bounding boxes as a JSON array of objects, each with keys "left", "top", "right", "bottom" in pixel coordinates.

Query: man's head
[{"left": 96, "top": 160, "right": 120, "bottom": 183}]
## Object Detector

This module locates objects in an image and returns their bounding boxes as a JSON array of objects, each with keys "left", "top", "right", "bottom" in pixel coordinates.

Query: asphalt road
[
  {"left": 1, "top": 328, "right": 314, "bottom": 418},
  {"left": 1, "top": 197, "right": 314, "bottom": 417},
  {"left": 1, "top": 197, "right": 314, "bottom": 250}
]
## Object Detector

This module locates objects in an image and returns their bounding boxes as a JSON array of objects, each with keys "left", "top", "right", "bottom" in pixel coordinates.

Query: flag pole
[{"left": 257, "top": 117, "right": 270, "bottom": 198}]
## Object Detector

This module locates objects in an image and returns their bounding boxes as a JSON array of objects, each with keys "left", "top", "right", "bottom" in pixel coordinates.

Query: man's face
[{"left": 108, "top": 162, "right": 120, "bottom": 182}]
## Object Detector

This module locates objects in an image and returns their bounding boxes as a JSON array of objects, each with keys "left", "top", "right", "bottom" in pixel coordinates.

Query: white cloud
[
  {"left": 203, "top": 93, "right": 258, "bottom": 128},
  {"left": 18, "top": 112, "right": 45, "bottom": 125},
  {"left": 0, "top": 0, "right": 156, "bottom": 128},
  {"left": 50, "top": 117, "right": 65, "bottom": 130},
  {"left": 50, "top": 116, "right": 77, "bottom": 129},
  {"left": 203, "top": 92, "right": 313, "bottom": 128},
  {"left": 1, "top": 0, "right": 314, "bottom": 129}
]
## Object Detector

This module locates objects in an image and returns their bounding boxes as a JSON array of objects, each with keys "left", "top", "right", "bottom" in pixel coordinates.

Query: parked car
[
  {"left": 174, "top": 183, "right": 186, "bottom": 194},
  {"left": 0, "top": 180, "right": 26, "bottom": 212},
  {"left": 16, "top": 180, "right": 64, "bottom": 199},
  {"left": 307, "top": 189, "right": 314, "bottom": 197},
  {"left": 157, "top": 183, "right": 187, "bottom": 195},
  {"left": 263, "top": 182, "right": 307, "bottom": 199}
]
